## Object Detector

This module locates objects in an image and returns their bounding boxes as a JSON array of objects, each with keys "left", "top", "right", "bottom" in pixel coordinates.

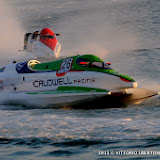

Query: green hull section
[{"left": 26, "top": 86, "right": 110, "bottom": 95}]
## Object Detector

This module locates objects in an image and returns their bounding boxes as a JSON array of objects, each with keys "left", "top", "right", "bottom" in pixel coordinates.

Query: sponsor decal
[
  {"left": 74, "top": 78, "right": 95, "bottom": 84},
  {"left": 16, "top": 61, "right": 35, "bottom": 73},
  {"left": 33, "top": 77, "right": 96, "bottom": 88},
  {"left": 0, "top": 67, "right": 5, "bottom": 72},
  {"left": 16, "top": 62, "right": 26, "bottom": 71},
  {"left": 33, "top": 77, "right": 72, "bottom": 88}
]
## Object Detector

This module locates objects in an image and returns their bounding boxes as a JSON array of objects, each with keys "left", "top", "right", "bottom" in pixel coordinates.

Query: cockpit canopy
[{"left": 76, "top": 56, "right": 112, "bottom": 69}]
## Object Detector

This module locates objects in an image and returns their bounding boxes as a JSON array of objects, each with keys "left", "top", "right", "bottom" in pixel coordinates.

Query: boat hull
[{"left": 0, "top": 88, "right": 157, "bottom": 108}]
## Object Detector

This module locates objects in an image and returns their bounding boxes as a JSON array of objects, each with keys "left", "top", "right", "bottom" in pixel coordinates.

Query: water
[{"left": 1, "top": 0, "right": 160, "bottom": 159}]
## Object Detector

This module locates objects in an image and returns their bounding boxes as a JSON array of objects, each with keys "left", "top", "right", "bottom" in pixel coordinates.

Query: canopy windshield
[
  {"left": 90, "top": 62, "right": 112, "bottom": 69},
  {"left": 41, "top": 35, "right": 55, "bottom": 39},
  {"left": 76, "top": 58, "right": 90, "bottom": 68}
]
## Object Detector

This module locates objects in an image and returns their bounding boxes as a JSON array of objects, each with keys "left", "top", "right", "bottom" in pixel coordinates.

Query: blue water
[{"left": 1, "top": 0, "right": 160, "bottom": 159}]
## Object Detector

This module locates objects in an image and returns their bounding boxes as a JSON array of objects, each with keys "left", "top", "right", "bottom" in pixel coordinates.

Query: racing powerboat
[
  {"left": 23, "top": 28, "right": 61, "bottom": 60},
  {"left": 0, "top": 55, "right": 157, "bottom": 108},
  {"left": 0, "top": 28, "right": 157, "bottom": 108}
]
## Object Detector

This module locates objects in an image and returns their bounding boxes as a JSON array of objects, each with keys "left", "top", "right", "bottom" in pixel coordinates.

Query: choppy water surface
[{"left": 1, "top": 0, "right": 160, "bottom": 159}]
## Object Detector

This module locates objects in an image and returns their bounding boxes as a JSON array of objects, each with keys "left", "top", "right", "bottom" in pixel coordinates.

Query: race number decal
[
  {"left": 56, "top": 58, "right": 73, "bottom": 76},
  {"left": 60, "top": 58, "right": 73, "bottom": 71}
]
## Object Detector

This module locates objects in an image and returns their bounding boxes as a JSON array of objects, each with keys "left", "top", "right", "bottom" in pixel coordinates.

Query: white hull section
[
  {"left": 0, "top": 69, "right": 136, "bottom": 92},
  {"left": 27, "top": 41, "right": 61, "bottom": 58}
]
